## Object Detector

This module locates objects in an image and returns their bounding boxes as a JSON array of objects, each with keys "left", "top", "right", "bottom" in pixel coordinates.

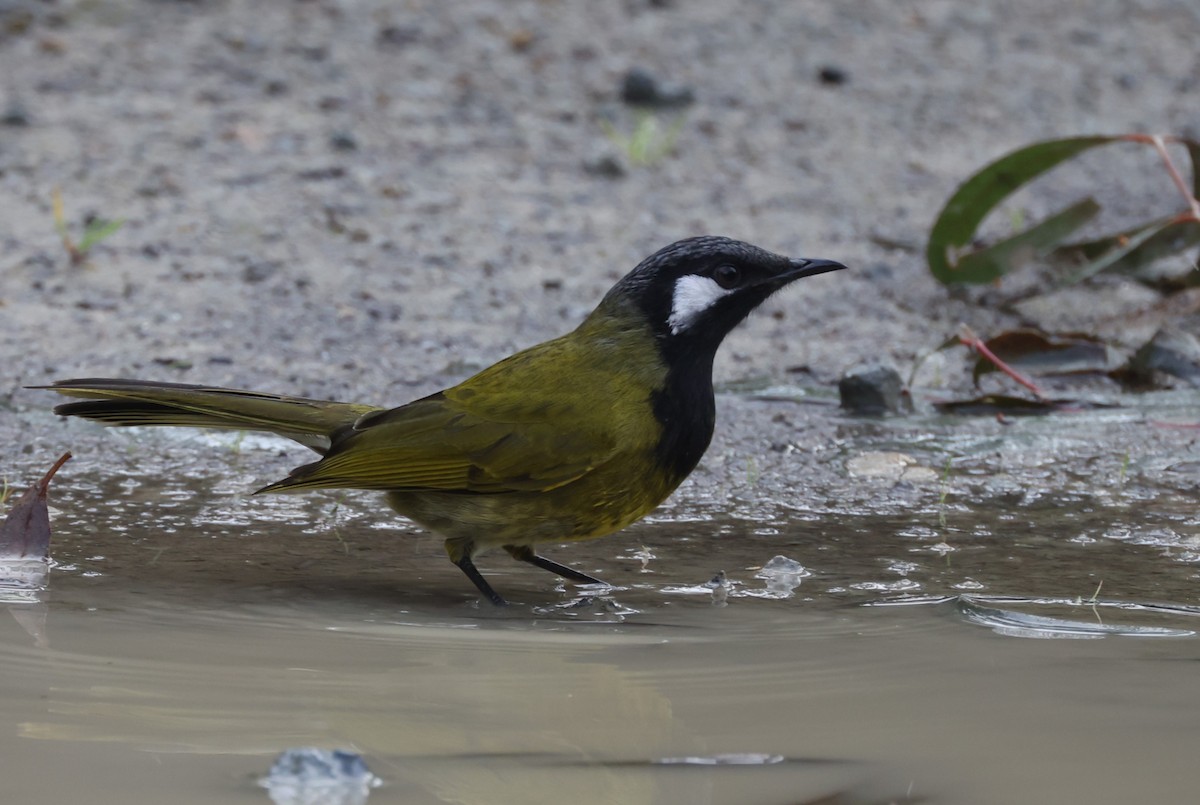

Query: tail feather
[{"left": 35, "top": 378, "right": 380, "bottom": 454}]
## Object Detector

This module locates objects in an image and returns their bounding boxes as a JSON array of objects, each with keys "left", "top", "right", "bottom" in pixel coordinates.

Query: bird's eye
[{"left": 713, "top": 264, "right": 741, "bottom": 289}]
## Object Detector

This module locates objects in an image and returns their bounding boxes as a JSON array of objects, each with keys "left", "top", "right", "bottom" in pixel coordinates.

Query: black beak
[{"left": 786, "top": 257, "right": 848, "bottom": 280}]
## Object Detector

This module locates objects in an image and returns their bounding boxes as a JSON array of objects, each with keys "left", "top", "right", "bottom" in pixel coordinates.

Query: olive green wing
[{"left": 257, "top": 390, "right": 618, "bottom": 494}]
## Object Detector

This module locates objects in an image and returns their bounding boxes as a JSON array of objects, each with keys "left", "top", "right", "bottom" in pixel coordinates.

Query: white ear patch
[{"left": 667, "top": 274, "right": 735, "bottom": 334}]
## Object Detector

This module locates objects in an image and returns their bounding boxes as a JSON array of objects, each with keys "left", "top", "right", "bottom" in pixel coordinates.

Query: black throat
[{"left": 650, "top": 344, "right": 718, "bottom": 486}]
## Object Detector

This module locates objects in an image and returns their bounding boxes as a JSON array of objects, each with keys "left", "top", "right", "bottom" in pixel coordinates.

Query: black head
[
  {"left": 593, "top": 236, "right": 844, "bottom": 486},
  {"left": 601, "top": 236, "right": 846, "bottom": 358}
]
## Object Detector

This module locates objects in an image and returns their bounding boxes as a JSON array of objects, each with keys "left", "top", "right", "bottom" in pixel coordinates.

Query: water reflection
[{"left": 5, "top": 594, "right": 878, "bottom": 804}]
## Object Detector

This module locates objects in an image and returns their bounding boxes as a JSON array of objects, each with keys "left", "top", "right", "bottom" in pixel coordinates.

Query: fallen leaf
[
  {"left": 0, "top": 452, "right": 71, "bottom": 560},
  {"left": 933, "top": 395, "right": 1115, "bottom": 416},
  {"left": 972, "top": 329, "right": 1122, "bottom": 383}
]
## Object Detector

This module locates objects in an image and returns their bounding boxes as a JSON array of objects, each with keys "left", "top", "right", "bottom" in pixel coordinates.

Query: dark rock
[
  {"left": 839, "top": 362, "right": 912, "bottom": 415},
  {"left": 330, "top": 131, "right": 358, "bottom": 151},
  {"left": 1122, "top": 327, "right": 1200, "bottom": 388},
  {"left": 377, "top": 25, "right": 421, "bottom": 48},
  {"left": 620, "top": 68, "right": 695, "bottom": 109},
  {"left": 582, "top": 147, "right": 625, "bottom": 178},
  {"left": 1, "top": 102, "right": 29, "bottom": 126},
  {"left": 242, "top": 259, "right": 282, "bottom": 284},
  {"left": 817, "top": 65, "right": 849, "bottom": 86},
  {"left": 296, "top": 165, "right": 345, "bottom": 181}
]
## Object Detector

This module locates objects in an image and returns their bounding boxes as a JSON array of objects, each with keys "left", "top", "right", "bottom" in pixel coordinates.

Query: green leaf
[
  {"left": 927, "top": 136, "right": 1118, "bottom": 284},
  {"left": 1057, "top": 216, "right": 1200, "bottom": 286},
  {"left": 950, "top": 198, "right": 1100, "bottom": 284},
  {"left": 1052, "top": 215, "right": 1175, "bottom": 262},
  {"left": 1062, "top": 217, "right": 1199, "bottom": 285}
]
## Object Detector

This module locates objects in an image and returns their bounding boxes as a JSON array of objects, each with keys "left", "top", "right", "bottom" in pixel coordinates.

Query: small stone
[
  {"left": 1, "top": 103, "right": 29, "bottom": 126},
  {"left": 508, "top": 28, "right": 535, "bottom": 52},
  {"left": 582, "top": 147, "right": 625, "bottom": 178},
  {"left": 620, "top": 68, "right": 695, "bottom": 108},
  {"left": 296, "top": 166, "right": 345, "bottom": 181},
  {"left": 846, "top": 452, "right": 936, "bottom": 483},
  {"left": 330, "top": 131, "right": 358, "bottom": 151},
  {"left": 242, "top": 260, "right": 282, "bottom": 284},
  {"left": 838, "top": 362, "right": 911, "bottom": 415},
  {"left": 1122, "top": 327, "right": 1200, "bottom": 388},
  {"left": 817, "top": 65, "right": 849, "bottom": 86},
  {"left": 377, "top": 25, "right": 421, "bottom": 48},
  {"left": 847, "top": 451, "right": 912, "bottom": 479}
]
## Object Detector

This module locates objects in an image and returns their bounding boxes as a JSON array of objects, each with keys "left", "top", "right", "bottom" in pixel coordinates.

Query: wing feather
[{"left": 259, "top": 391, "right": 616, "bottom": 494}]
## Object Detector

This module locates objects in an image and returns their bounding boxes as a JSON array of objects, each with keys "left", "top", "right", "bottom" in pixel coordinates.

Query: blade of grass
[{"left": 77, "top": 218, "right": 125, "bottom": 254}]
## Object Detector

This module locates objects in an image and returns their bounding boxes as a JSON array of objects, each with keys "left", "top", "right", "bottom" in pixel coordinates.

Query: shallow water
[
  {"left": 3, "top": 445, "right": 1200, "bottom": 804},
  {"left": 5, "top": 392, "right": 1200, "bottom": 804}
]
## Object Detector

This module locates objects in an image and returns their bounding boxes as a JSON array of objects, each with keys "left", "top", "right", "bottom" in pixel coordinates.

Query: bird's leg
[
  {"left": 449, "top": 554, "right": 509, "bottom": 606},
  {"left": 504, "top": 544, "right": 607, "bottom": 586},
  {"left": 445, "top": 539, "right": 508, "bottom": 606}
]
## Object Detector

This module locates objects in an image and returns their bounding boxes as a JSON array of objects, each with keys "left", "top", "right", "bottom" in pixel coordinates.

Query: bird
[{"left": 36, "top": 236, "right": 845, "bottom": 605}]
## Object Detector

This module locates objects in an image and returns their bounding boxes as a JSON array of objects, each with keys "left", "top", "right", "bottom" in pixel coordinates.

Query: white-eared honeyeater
[{"left": 37, "top": 236, "right": 845, "bottom": 604}]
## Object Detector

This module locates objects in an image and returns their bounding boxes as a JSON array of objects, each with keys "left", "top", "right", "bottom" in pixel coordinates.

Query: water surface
[{"left": 3, "top": 452, "right": 1199, "bottom": 804}]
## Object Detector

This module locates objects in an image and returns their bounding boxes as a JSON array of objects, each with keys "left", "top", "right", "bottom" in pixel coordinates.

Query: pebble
[
  {"left": 846, "top": 451, "right": 938, "bottom": 483},
  {"left": 1123, "top": 327, "right": 1200, "bottom": 388},
  {"left": 1, "top": 102, "right": 29, "bottom": 126},
  {"left": 242, "top": 259, "right": 282, "bottom": 284},
  {"left": 838, "top": 362, "right": 911, "bottom": 415},
  {"left": 582, "top": 147, "right": 626, "bottom": 178},
  {"left": 620, "top": 68, "right": 695, "bottom": 109},
  {"left": 817, "top": 64, "right": 849, "bottom": 85}
]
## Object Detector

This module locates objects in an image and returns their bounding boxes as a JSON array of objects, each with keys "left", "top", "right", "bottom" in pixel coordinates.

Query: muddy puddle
[{"left": 3, "top": 397, "right": 1200, "bottom": 804}]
